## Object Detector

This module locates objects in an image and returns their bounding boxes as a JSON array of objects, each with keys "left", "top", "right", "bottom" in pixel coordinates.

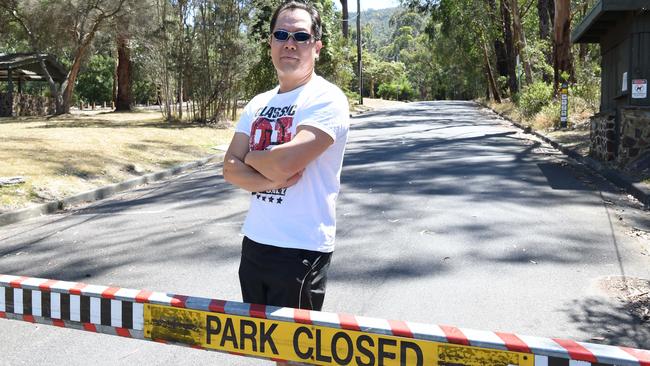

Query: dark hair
[{"left": 270, "top": 1, "right": 322, "bottom": 40}]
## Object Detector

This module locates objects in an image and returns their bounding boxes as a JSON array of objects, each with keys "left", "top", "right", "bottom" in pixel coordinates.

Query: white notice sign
[{"left": 632, "top": 79, "right": 647, "bottom": 99}]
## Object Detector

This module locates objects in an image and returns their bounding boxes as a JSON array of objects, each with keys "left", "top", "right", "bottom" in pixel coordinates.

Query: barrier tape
[{"left": 1, "top": 274, "right": 649, "bottom": 365}]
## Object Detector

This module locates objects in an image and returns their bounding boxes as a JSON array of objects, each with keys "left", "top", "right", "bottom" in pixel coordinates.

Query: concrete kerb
[
  {"left": 0, "top": 153, "right": 225, "bottom": 227},
  {"left": 480, "top": 102, "right": 650, "bottom": 209}
]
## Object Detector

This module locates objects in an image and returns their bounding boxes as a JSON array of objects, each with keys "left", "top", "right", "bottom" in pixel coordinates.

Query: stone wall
[
  {"left": 0, "top": 93, "right": 12, "bottom": 117},
  {"left": 590, "top": 111, "right": 617, "bottom": 162},
  {"left": 619, "top": 107, "right": 650, "bottom": 168},
  {"left": 590, "top": 108, "right": 650, "bottom": 170},
  {"left": 0, "top": 93, "right": 55, "bottom": 117}
]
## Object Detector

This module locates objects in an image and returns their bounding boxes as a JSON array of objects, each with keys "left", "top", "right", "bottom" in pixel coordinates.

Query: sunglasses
[{"left": 272, "top": 30, "right": 314, "bottom": 43}]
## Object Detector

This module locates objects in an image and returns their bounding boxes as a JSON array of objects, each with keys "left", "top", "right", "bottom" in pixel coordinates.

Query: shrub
[
  {"left": 344, "top": 89, "right": 360, "bottom": 108},
  {"left": 533, "top": 100, "right": 561, "bottom": 130},
  {"left": 377, "top": 79, "right": 415, "bottom": 101},
  {"left": 518, "top": 81, "right": 554, "bottom": 117}
]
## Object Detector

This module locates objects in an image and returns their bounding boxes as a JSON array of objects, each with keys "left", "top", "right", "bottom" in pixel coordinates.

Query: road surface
[{"left": 0, "top": 101, "right": 648, "bottom": 365}]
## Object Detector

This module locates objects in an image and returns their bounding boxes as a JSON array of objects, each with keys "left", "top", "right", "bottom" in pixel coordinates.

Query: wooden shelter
[
  {"left": 572, "top": 1, "right": 650, "bottom": 166},
  {"left": 572, "top": 0, "right": 650, "bottom": 112},
  {"left": 0, "top": 53, "right": 66, "bottom": 117}
]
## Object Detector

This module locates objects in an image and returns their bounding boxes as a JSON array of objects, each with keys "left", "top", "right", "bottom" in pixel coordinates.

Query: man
[{"left": 223, "top": 0, "right": 349, "bottom": 314}]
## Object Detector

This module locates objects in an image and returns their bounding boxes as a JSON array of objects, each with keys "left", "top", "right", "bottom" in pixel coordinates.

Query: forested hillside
[{"left": 0, "top": 0, "right": 602, "bottom": 128}]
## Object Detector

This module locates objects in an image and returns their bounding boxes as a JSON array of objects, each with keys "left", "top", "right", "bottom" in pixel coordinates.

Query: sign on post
[{"left": 560, "top": 82, "right": 569, "bottom": 128}]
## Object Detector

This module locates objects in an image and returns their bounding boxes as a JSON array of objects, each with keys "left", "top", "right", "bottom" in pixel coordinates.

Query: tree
[
  {"left": 0, "top": 0, "right": 127, "bottom": 114},
  {"left": 537, "top": 0, "right": 553, "bottom": 82},
  {"left": 112, "top": 0, "right": 151, "bottom": 111},
  {"left": 115, "top": 33, "right": 133, "bottom": 110},
  {"left": 340, "top": 0, "right": 349, "bottom": 38},
  {"left": 500, "top": 0, "right": 519, "bottom": 94},
  {"left": 553, "top": 0, "right": 573, "bottom": 92},
  {"left": 75, "top": 54, "right": 115, "bottom": 105},
  {"left": 505, "top": 0, "right": 533, "bottom": 85}
]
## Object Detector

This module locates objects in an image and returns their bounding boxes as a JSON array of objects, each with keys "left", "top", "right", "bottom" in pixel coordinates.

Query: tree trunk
[
  {"left": 341, "top": 0, "right": 349, "bottom": 38},
  {"left": 112, "top": 52, "right": 118, "bottom": 106},
  {"left": 553, "top": 0, "right": 574, "bottom": 92},
  {"left": 61, "top": 38, "right": 96, "bottom": 114},
  {"left": 538, "top": 0, "right": 553, "bottom": 82},
  {"left": 115, "top": 33, "right": 133, "bottom": 111},
  {"left": 501, "top": 0, "right": 518, "bottom": 94},
  {"left": 177, "top": 0, "right": 186, "bottom": 120},
  {"left": 482, "top": 39, "right": 502, "bottom": 103},
  {"left": 509, "top": 0, "right": 533, "bottom": 85},
  {"left": 537, "top": 0, "right": 551, "bottom": 40}
]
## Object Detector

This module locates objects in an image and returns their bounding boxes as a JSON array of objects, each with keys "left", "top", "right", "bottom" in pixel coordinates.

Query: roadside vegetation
[{"left": 0, "top": 0, "right": 611, "bottom": 211}]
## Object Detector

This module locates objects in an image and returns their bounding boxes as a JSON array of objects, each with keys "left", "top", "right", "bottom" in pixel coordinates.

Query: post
[
  {"left": 356, "top": 0, "right": 363, "bottom": 105},
  {"left": 560, "top": 82, "right": 569, "bottom": 128},
  {"left": 7, "top": 68, "right": 14, "bottom": 116}
]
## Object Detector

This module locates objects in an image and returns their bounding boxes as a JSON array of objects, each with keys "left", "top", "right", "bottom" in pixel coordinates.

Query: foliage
[
  {"left": 534, "top": 100, "right": 562, "bottom": 130},
  {"left": 518, "top": 81, "right": 554, "bottom": 117},
  {"left": 0, "top": 0, "right": 605, "bottom": 119},
  {"left": 75, "top": 54, "right": 115, "bottom": 104},
  {"left": 377, "top": 77, "right": 415, "bottom": 101}
]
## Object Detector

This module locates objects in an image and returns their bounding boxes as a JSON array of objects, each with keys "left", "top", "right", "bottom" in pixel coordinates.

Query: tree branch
[{"left": 520, "top": 0, "right": 536, "bottom": 18}]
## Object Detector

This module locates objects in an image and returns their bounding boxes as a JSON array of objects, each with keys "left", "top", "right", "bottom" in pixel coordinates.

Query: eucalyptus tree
[
  {"left": 553, "top": 0, "right": 572, "bottom": 91},
  {"left": 0, "top": 0, "right": 128, "bottom": 114}
]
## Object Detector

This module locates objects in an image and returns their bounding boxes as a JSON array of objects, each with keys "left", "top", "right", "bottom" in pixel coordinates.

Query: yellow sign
[{"left": 144, "top": 304, "right": 534, "bottom": 366}]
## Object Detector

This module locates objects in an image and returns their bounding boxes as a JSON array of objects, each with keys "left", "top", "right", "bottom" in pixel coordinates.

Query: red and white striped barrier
[{"left": 1, "top": 274, "right": 649, "bottom": 365}]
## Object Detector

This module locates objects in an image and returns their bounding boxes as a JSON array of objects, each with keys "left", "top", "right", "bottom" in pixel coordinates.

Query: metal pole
[{"left": 356, "top": 0, "right": 363, "bottom": 105}]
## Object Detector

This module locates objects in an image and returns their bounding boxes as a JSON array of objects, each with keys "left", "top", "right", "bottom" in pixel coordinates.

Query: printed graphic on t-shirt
[{"left": 249, "top": 104, "right": 297, "bottom": 204}]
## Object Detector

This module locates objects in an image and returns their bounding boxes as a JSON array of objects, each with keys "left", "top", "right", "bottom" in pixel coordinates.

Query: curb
[
  {"left": 480, "top": 102, "right": 650, "bottom": 209},
  {"left": 0, "top": 154, "right": 224, "bottom": 227}
]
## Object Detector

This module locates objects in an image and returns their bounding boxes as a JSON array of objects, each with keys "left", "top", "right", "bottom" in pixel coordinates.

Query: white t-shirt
[{"left": 234, "top": 75, "right": 349, "bottom": 253}]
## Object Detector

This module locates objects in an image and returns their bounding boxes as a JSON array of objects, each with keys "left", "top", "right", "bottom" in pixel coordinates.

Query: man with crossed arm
[{"left": 223, "top": 0, "right": 349, "bottom": 323}]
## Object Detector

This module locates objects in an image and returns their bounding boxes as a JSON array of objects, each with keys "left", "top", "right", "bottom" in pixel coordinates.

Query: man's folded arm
[
  {"left": 244, "top": 125, "right": 334, "bottom": 182},
  {"left": 222, "top": 132, "right": 301, "bottom": 192}
]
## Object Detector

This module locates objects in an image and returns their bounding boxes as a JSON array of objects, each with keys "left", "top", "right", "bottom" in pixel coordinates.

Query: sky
[{"left": 334, "top": 0, "right": 401, "bottom": 12}]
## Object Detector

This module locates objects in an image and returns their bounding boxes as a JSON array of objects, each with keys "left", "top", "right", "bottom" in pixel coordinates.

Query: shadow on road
[{"left": 563, "top": 296, "right": 650, "bottom": 349}]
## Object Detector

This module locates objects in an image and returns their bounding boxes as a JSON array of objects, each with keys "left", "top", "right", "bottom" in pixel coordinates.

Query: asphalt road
[{"left": 0, "top": 101, "right": 648, "bottom": 365}]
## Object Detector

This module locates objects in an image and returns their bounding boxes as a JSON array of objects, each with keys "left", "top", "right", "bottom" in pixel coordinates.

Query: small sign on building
[{"left": 632, "top": 79, "right": 647, "bottom": 99}]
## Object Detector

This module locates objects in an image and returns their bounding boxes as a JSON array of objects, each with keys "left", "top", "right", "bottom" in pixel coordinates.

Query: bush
[
  {"left": 533, "top": 100, "right": 561, "bottom": 130},
  {"left": 75, "top": 54, "right": 115, "bottom": 105},
  {"left": 518, "top": 81, "right": 554, "bottom": 117},
  {"left": 377, "top": 79, "right": 415, "bottom": 101},
  {"left": 344, "top": 89, "right": 360, "bottom": 108}
]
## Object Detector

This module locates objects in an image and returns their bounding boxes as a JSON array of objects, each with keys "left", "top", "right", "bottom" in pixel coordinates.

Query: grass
[
  {"left": 482, "top": 97, "right": 594, "bottom": 157},
  {"left": 0, "top": 109, "right": 234, "bottom": 213},
  {"left": 0, "top": 98, "right": 412, "bottom": 214}
]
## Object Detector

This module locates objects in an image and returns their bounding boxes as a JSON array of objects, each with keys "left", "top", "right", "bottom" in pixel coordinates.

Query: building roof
[
  {"left": 572, "top": 0, "right": 649, "bottom": 43},
  {"left": 0, "top": 53, "right": 67, "bottom": 83}
]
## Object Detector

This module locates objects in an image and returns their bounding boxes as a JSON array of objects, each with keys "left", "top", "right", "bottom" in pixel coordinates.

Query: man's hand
[
  {"left": 244, "top": 125, "right": 333, "bottom": 182},
  {"left": 223, "top": 133, "right": 303, "bottom": 192}
]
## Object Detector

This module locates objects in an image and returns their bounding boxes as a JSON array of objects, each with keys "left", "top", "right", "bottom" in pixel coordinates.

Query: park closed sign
[{"left": 144, "top": 304, "right": 534, "bottom": 366}]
